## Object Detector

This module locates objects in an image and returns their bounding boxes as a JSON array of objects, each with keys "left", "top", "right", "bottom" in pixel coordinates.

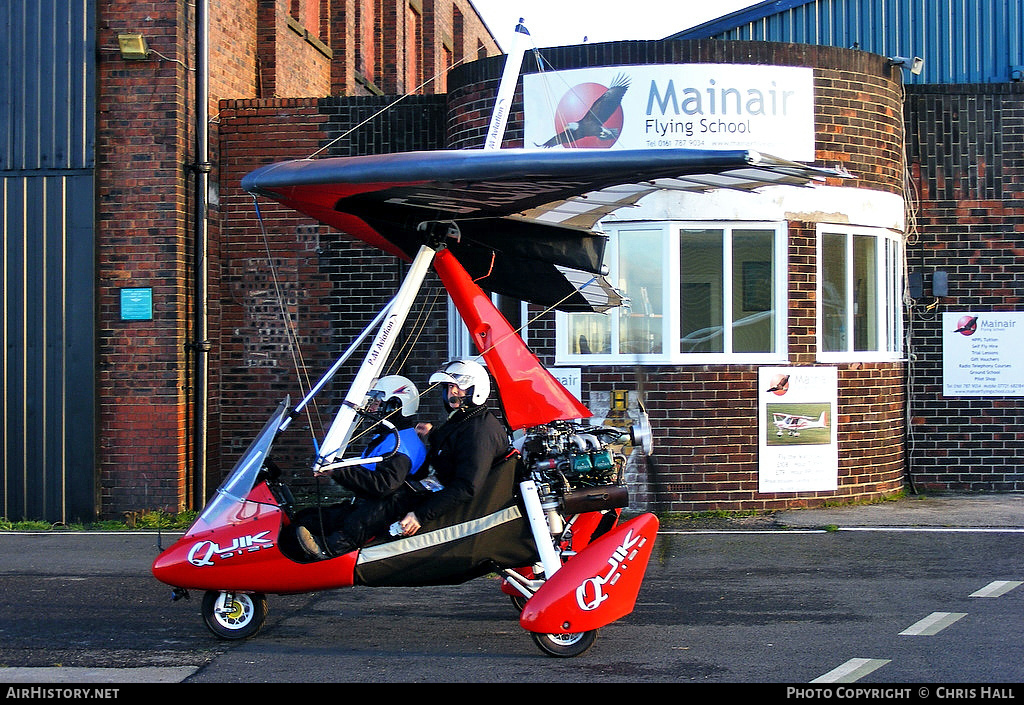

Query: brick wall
[
  {"left": 96, "top": 0, "right": 498, "bottom": 518},
  {"left": 97, "top": 1, "right": 195, "bottom": 514},
  {"left": 904, "top": 83, "right": 1024, "bottom": 492},
  {"left": 216, "top": 95, "right": 449, "bottom": 496}
]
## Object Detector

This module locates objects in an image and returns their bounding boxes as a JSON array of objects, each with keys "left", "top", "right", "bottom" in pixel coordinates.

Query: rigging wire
[
  {"left": 251, "top": 196, "right": 324, "bottom": 440},
  {"left": 529, "top": 49, "right": 580, "bottom": 148},
  {"left": 389, "top": 286, "right": 444, "bottom": 373},
  {"left": 250, "top": 51, "right": 474, "bottom": 455},
  {"left": 528, "top": 47, "right": 616, "bottom": 149},
  {"left": 305, "top": 55, "right": 473, "bottom": 161}
]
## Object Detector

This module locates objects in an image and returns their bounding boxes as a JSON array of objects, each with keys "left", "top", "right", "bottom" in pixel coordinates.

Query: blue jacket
[
  {"left": 331, "top": 426, "right": 426, "bottom": 499},
  {"left": 362, "top": 427, "right": 427, "bottom": 474}
]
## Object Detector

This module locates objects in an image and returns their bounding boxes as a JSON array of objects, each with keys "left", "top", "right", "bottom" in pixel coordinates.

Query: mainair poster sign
[
  {"left": 943, "top": 312, "right": 1024, "bottom": 396},
  {"left": 523, "top": 64, "right": 815, "bottom": 161},
  {"left": 758, "top": 366, "right": 838, "bottom": 493}
]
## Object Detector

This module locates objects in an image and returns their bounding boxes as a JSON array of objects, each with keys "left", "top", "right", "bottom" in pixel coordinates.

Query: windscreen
[{"left": 185, "top": 398, "right": 290, "bottom": 536}]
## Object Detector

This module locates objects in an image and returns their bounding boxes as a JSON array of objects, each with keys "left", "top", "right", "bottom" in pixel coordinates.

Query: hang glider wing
[{"left": 242, "top": 148, "right": 847, "bottom": 312}]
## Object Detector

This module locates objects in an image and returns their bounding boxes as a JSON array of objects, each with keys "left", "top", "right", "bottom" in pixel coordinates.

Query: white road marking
[
  {"left": 811, "top": 658, "right": 891, "bottom": 683},
  {"left": 969, "top": 580, "right": 1023, "bottom": 598},
  {"left": 899, "top": 611, "right": 967, "bottom": 636}
]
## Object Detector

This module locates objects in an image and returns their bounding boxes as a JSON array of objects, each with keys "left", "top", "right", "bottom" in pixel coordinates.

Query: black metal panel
[{"left": 1, "top": 0, "right": 95, "bottom": 523}]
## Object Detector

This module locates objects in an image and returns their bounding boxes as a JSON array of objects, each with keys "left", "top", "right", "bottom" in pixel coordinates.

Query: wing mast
[
  {"left": 484, "top": 19, "right": 532, "bottom": 150},
  {"left": 314, "top": 243, "right": 437, "bottom": 471}
]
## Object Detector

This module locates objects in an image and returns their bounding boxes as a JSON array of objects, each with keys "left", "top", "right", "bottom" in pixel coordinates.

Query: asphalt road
[{"left": 1, "top": 522, "right": 1023, "bottom": 687}]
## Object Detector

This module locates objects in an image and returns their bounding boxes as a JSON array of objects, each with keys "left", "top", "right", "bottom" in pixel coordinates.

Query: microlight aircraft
[
  {"left": 149, "top": 142, "right": 845, "bottom": 656},
  {"left": 772, "top": 410, "right": 830, "bottom": 437}
]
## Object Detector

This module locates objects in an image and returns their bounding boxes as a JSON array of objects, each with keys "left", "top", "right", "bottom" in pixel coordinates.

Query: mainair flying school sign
[
  {"left": 523, "top": 64, "right": 815, "bottom": 161},
  {"left": 942, "top": 312, "right": 1024, "bottom": 396}
]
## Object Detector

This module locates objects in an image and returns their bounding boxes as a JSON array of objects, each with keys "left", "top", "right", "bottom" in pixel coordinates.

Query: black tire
[
  {"left": 201, "top": 590, "right": 268, "bottom": 640},
  {"left": 509, "top": 592, "right": 529, "bottom": 612},
  {"left": 530, "top": 629, "right": 597, "bottom": 657}
]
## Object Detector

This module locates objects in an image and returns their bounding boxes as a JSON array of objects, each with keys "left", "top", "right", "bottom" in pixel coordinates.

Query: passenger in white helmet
[
  {"left": 293, "top": 375, "right": 427, "bottom": 560},
  {"left": 395, "top": 359, "right": 510, "bottom": 537}
]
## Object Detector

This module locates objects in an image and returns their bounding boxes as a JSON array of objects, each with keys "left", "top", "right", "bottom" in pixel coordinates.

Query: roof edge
[{"left": 666, "top": 0, "right": 814, "bottom": 40}]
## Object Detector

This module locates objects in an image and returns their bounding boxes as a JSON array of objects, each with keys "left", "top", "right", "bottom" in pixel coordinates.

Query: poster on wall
[
  {"left": 758, "top": 366, "right": 838, "bottom": 493},
  {"left": 942, "top": 312, "right": 1024, "bottom": 396},
  {"left": 523, "top": 64, "right": 815, "bottom": 161}
]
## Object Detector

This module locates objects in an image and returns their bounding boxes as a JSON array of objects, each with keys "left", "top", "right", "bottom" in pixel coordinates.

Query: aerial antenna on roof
[{"left": 483, "top": 19, "right": 532, "bottom": 150}]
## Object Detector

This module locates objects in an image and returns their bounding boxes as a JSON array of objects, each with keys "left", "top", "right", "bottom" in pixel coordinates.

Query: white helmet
[
  {"left": 429, "top": 359, "right": 490, "bottom": 406},
  {"left": 367, "top": 375, "right": 419, "bottom": 417}
]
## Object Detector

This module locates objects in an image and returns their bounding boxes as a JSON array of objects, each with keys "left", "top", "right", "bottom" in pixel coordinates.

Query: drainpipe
[{"left": 193, "top": 0, "right": 211, "bottom": 507}]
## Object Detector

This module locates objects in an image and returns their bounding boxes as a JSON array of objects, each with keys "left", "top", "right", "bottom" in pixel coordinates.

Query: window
[
  {"left": 817, "top": 225, "right": 903, "bottom": 360},
  {"left": 557, "top": 222, "right": 787, "bottom": 364},
  {"left": 448, "top": 296, "right": 528, "bottom": 361},
  {"left": 406, "top": 3, "right": 421, "bottom": 93}
]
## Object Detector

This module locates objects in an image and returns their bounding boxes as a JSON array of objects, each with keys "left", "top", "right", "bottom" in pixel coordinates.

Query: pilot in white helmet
[
  {"left": 294, "top": 374, "right": 426, "bottom": 560},
  {"left": 396, "top": 359, "right": 509, "bottom": 538}
]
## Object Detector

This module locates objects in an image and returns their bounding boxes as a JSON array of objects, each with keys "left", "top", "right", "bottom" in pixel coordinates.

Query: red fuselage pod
[
  {"left": 151, "top": 482, "right": 358, "bottom": 594},
  {"left": 519, "top": 513, "right": 659, "bottom": 634}
]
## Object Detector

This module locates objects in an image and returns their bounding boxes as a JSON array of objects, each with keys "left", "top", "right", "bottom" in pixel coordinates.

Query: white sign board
[
  {"left": 942, "top": 312, "right": 1024, "bottom": 396},
  {"left": 523, "top": 64, "right": 815, "bottom": 161},
  {"left": 758, "top": 366, "right": 838, "bottom": 493},
  {"left": 547, "top": 367, "right": 582, "bottom": 401}
]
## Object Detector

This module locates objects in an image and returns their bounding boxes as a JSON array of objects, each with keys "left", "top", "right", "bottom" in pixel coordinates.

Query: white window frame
[
  {"left": 555, "top": 221, "right": 790, "bottom": 365},
  {"left": 815, "top": 224, "right": 904, "bottom": 362},
  {"left": 447, "top": 296, "right": 528, "bottom": 361}
]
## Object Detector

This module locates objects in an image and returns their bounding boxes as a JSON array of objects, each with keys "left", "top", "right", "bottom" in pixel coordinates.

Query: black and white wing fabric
[{"left": 242, "top": 148, "right": 847, "bottom": 313}]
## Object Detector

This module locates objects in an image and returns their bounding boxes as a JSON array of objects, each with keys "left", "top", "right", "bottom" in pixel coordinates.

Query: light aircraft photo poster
[{"left": 758, "top": 366, "right": 838, "bottom": 492}]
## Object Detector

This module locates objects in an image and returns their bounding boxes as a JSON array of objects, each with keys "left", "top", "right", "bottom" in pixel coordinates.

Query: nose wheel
[{"left": 201, "top": 590, "right": 268, "bottom": 640}]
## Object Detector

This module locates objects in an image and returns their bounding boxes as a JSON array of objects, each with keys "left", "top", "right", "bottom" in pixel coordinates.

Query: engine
[
  {"left": 515, "top": 417, "right": 651, "bottom": 539},
  {"left": 520, "top": 421, "right": 629, "bottom": 491},
  {"left": 517, "top": 417, "right": 652, "bottom": 525}
]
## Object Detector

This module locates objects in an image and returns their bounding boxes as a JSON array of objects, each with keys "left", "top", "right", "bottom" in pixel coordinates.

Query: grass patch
[
  {"left": 0, "top": 509, "right": 198, "bottom": 532},
  {"left": 666, "top": 509, "right": 770, "bottom": 520},
  {"left": 822, "top": 490, "right": 906, "bottom": 509}
]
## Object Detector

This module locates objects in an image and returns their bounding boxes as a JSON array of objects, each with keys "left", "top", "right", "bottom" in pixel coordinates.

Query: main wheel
[
  {"left": 509, "top": 592, "right": 529, "bottom": 612},
  {"left": 530, "top": 629, "right": 598, "bottom": 657},
  {"left": 201, "top": 590, "right": 268, "bottom": 640}
]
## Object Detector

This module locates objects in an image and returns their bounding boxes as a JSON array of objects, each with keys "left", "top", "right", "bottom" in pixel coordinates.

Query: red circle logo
[
  {"left": 537, "top": 74, "right": 630, "bottom": 149},
  {"left": 954, "top": 316, "right": 978, "bottom": 335}
]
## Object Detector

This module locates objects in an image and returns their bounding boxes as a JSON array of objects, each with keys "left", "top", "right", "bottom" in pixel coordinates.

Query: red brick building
[
  {"left": 218, "top": 41, "right": 908, "bottom": 515},
  {"left": 95, "top": 0, "right": 498, "bottom": 518},
  {"left": 15, "top": 0, "right": 1017, "bottom": 523}
]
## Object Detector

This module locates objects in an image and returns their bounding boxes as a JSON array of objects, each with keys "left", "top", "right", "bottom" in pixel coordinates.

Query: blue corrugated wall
[{"left": 674, "top": 0, "right": 1024, "bottom": 84}]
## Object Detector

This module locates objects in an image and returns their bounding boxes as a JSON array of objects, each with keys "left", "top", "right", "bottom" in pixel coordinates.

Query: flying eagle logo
[
  {"left": 953, "top": 315, "right": 978, "bottom": 335},
  {"left": 765, "top": 374, "right": 790, "bottom": 396},
  {"left": 537, "top": 73, "right": 630, "bottom": 149}
]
